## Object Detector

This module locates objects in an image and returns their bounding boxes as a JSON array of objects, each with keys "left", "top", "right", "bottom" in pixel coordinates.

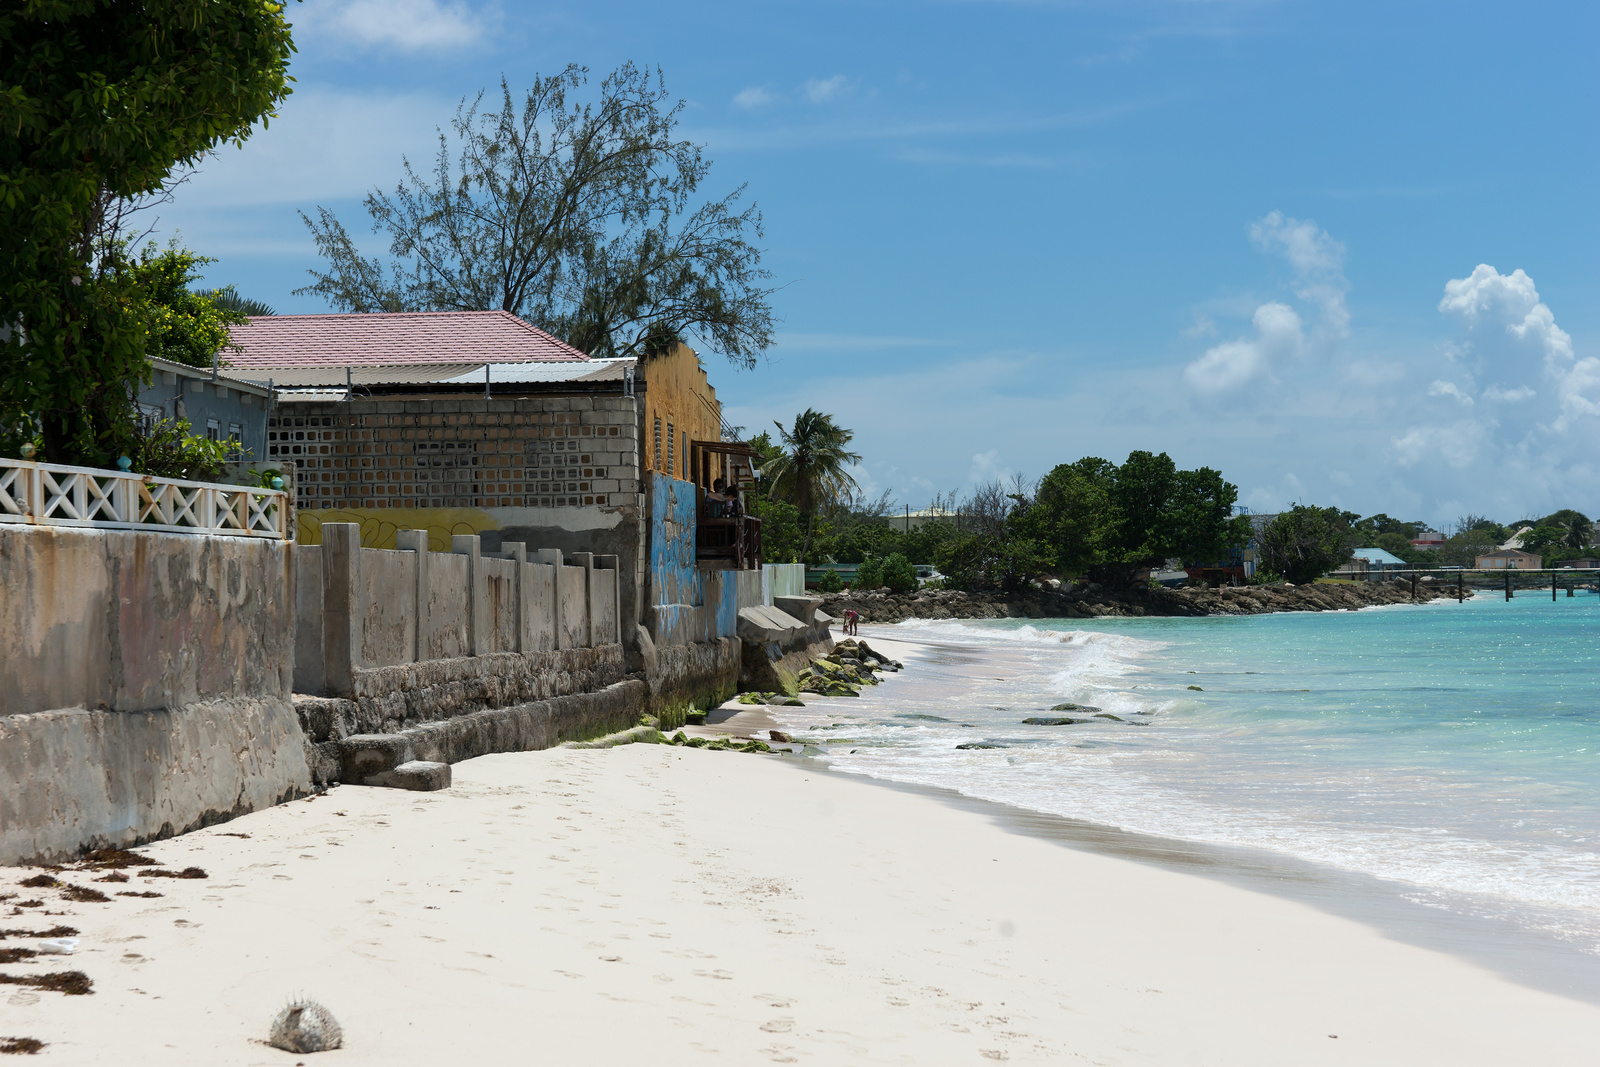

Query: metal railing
[{"left": 0, "top": 457, "right": 288, "bottom": 539}]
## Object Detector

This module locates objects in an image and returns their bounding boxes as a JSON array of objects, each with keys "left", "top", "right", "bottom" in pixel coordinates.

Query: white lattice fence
[{"left": 0, "top": 458, "right": 288, "bottom": 539}]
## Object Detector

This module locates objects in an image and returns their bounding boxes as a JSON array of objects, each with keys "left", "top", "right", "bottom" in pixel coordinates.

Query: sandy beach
[{"left": 6, "top": 680, "right": 1600, "bottom": 1066}]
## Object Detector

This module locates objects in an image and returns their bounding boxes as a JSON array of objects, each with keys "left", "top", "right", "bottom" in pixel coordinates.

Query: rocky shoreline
[{"left": 823, "top": 579, "right": 1464, "bottom": 623}]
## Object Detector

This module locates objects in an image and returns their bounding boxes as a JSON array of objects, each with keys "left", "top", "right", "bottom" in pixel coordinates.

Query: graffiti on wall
[{"left": 296, "top": 508, "right": 501, "bottom": 551}]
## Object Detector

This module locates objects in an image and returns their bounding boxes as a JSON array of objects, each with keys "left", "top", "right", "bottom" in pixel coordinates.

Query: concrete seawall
[{"left": 0, "top": 525, "right": 311, "bottom": 866}]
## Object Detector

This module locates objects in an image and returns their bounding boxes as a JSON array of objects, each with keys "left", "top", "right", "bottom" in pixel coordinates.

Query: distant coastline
[{"left": 824, "top": 579, "right": 1466, "bottom": 623}]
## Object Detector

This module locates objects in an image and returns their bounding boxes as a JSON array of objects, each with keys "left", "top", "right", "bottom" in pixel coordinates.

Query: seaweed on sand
[
  {"left": 0, "top": 971, "right": 92, "bottom": 996},
  {"left": 143, "top": 867, "right": 207, "bottom": 880},
  {"left": 61, "top": 886, "right": 109, "bottom": 904},
  {"left": 0, "top": 1036, "right": 46, "bottom": 1054}
]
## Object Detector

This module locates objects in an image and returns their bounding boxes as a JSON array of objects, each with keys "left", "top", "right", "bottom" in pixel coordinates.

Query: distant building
[
  {"left": 1341, "top": 547, "right": 1408, "bottom": 573},
  {"left": 1410, "top": 529, "right": 1445, "bottom": 549},
  {"left": 1555, "top": 557, "right": 1600, "bottom": 569},
  {"left": 1497, "top": 526, "right": 1535, "bottom": 551},
  {"left": 1475, "top": 548, "right": 1541, "bottom": 570},
  {"left": 886, "top": 507, "right": 956, "bottom": 533},
  {"left": 136, "top": 356, "right": 271, "bottom": 460}
]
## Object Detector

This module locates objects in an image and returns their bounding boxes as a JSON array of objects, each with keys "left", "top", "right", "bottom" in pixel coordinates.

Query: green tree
[
  {"left": 854, "top": 556, "right": 884, "bottom": 589},
  {"left": 299, "top": 64, "right": 774, "bottom": 367},
  {"left": 211, "top": 285, "right": 276, "bottom": 317},
  {"left": 764, "top": 409, "right": 862, "bottom": 563},
  {"left": 1440, "top": 527, "right": 1498, "bottom": 568},
  {"left": 1257, "top": 505, "right": 1355, "bottom": 583},
  {"left": 126, "top": 244, "right": 248, "bottom": 369},
  {"left": 880, "top": 553, "right": 917, "bottom": 593},
  {"left": 752, "top": 495, "right": 807, "bottom": 564},
  {"left": 1017, "top": 452, "right": 1249, "bottom": 587},
  {"left": 1, "top": 0, "right": 296, "bottom": 465}
]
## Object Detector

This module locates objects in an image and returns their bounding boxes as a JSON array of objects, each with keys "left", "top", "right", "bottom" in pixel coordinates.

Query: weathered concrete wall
[
  {"left": 358, "top": 549, "right": 417, "bottom": 668},
  {"left": 1, "top": 525, "right": 294, "bottom": 716},
  {"left": 647, "top": 471, "right": 702, "bottom": 646},
  {"left": 425, "top": 552, "right": 470, "bottom": 660},
  {"left": 520, "top": 562, "right": 556, "bottom": 651},
  {"left": 294, "top": 545, "right": 325, "bottom": 694},
  {"left": 736, "top": 568, "right": 767, "bottom": 610},
  {"left": 483, "top": 556, "right": 518, "bottom": 653},
  {"left": 767, "top": 563, "right": 806, "bottom": 599},
  {"left": 647, "top": 637, "right": 741, "bottom": 729},
  {"left": 0, "top": 699, "right": 311, "bottom": 865},
  {"left": 0, "top": 524, "right": 310, "bottom": 866},
  {"left": 591, "top": 566, "right": 618, "bottom": 646},
  {"left": 557, "top": 565, "right": 588, "bottom": 649},
  {"left": 293, "top": 644, "right": 629, "bottom": 785}
]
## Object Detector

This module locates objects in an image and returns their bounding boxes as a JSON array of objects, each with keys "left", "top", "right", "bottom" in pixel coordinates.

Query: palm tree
[
  {"left": 210, "top": 285, "right": 276, "bottom": 317},
  {"left": 765, "top": 409, "right": 862, "bottom": 563}
]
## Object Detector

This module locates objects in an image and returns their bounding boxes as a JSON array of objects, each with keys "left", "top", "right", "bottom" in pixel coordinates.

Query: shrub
[
  {"left": 855, "top": 557, "right": 884, "bottom": 589},
  {"left": 881, "top": 553, "right": 917, "bottom": 593},
  {"left": 816, "top": 569, "right": 844, "bottom": 593}
]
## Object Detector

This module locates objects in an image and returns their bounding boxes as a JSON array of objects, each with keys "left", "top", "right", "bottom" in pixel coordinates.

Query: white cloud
[
  {"left": 1183, "top": 212, "right": 1349, "bottom": 397},
  {"left": 1482, "top": 384, "right": 1535, "bottom": 403},
  {"left": 733, "top": 86, "right": 775, "bottom": 111},
  {"left": 299, "top": 0, "right": 490, "bottom": 51},
  {"left": 1428, "top": 380, "right": 1474, "bottom": 406},
  {"left": 1183, "top": 302, "right": 1302, "bottom": 395},
  {"left": 803, "top": 75, "right": 850, "bottom": 104}
]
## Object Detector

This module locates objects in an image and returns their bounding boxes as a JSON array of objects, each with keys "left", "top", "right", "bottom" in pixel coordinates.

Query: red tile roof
[{"left": 226, "top": 311, "right": 590, "bottom": 369}]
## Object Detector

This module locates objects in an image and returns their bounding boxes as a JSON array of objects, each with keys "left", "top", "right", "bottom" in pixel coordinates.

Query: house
[
  {"left": 1410, "top": 529, "right": 1445, "bottom": 549},
  {"left": 1475, "top": 548, "right": 1541, "bottom": 570},
  {"left": 137, "top": 356, "right": 271, "bottom": 460},
  {"left": 1497, "top": 526, "right": 1534, "bottom": 551},
  {"left": 886, "top": 507, "right": 956, "bottom": 533},
  {"left": 1555, "top": 557, "right": 1600, "bottom": 569},
  {"left": 1339, "top": 547, "right": 1408, "bottom": 574},
  {"left": 226, "top": 310, "right": 762, "bottom": 660}
]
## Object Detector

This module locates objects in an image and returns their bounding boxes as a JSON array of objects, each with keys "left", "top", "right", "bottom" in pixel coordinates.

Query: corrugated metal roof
[
  {"left": 1350, "top": 547, "right": 1406, "bottom": 566},
  {"left": 226, "top": 310, "right": 591, "bottom": 370},
  {"left": 148, "top": 355, "right": 271, "bottom": 395},
  {"left": 264, "top": 358, "right": 632, "bottom": 390}
]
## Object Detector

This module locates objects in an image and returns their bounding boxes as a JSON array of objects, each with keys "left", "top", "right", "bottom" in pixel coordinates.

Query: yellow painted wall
[
  {"left": 641, "top": 343, "right": 721, "bottom": 483},
  {"left": 297, "top": 507, "right": 500, "bottom": 551}
]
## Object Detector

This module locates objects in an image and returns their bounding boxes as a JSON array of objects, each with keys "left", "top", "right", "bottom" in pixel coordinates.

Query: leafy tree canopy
[
  {"left": 298, "top": 64, "right": 775, "bottom": 367},
  {"left": 127, "top": 243, "right": 248, "bottom": 369},
  {"left": 764, "top": 409, "right": 861, "bottom": 563},
  {"left": 1020, "top": 451, "right": 1251, "bottom": 587},
  {"left": 1, "top": 0, "right": 295, "bottom": 464},
  {"left": 1257, "top": 505, "right": 1355, "bottom": 583}
]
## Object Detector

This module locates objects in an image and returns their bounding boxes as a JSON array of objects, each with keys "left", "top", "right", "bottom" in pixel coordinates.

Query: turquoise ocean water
[{"left": 774, "top": 593, "right": 1600, "bottom": 954}]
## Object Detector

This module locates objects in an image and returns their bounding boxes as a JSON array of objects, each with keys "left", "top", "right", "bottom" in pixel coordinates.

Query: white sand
[{"left": 5, "top": 740, "right": 1600, "bottom": 1065}]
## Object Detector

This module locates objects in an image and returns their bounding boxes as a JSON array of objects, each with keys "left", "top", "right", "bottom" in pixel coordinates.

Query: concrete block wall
[{"left": 295, "top": 523, "right": 622, "bottom": 698}]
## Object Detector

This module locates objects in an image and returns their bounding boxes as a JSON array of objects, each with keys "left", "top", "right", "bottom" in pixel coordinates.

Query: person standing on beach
[{"left": 844, "top": 608, "right": 860, "bottom": 636}]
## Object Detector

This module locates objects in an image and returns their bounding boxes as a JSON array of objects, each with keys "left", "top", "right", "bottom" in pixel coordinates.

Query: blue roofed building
[{"left": 1339, "top": 547, "right": 1409, "bottom": 575}]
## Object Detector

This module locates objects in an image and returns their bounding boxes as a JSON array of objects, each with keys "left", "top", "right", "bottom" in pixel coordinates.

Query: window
[
  {"left": 682, "top": 431, "right": 689, "bottom": 479},
  {"left": 666, "top": 420, "right": 675, "bottom": 477},
  {"left": 653, "top": 417, "right": 662, "bottom": 471},
  {"left": 205, "top": 418, "right": 220, "bottom": 442}
]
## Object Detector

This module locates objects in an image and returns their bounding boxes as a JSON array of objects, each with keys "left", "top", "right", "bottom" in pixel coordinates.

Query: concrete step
[{"left": 360, "top": 760, "right": 452, "bottom": 791}]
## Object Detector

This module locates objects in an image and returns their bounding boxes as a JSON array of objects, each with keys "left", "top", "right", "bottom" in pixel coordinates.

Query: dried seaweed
[
  {"left": 79, "top": 849, "right": 157, "bottom": 870},
  {"left": 0, "top": 949, "right": 36, "bottom": 964},
  {"left": 143, "top": 867, "right": 207, "bottom": 880},
  {"left": 0, "top": 927, "right": 77, "bottom": 941},
  {"left": 93, "top": 872, "right": 128, "bottom": 884},
  {"left": 0, "top": 1036, "right": 45, "bottom": 1055},
  {"left": 115, "top": 892, "right": 163, "bottom": 899},
  {"left": 15, "top": 877, "right": 54, "bottom": 890},
  {"left": 0, "top": 971, "right": 92, "bottom": 996},
  {"left": 60, "top": 886, "right": 109, "bottom": 904}
]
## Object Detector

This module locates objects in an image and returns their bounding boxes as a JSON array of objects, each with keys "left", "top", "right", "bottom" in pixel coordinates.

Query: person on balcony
[{"left": 706, "top": 478, "right": 729, "bottom": 518}]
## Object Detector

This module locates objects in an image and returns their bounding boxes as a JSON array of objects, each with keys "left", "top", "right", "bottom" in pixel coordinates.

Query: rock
[
  {"left": 956, "top": 742, "right": 1006, "bottom": 750},
  {"left": 769, "top": 730, "right": 793, "bottom": 743},
  {"left": 1092, "top": 713, "right": 1126, "bottom": 722},
  {"left": 1050, "top": 702, "right": 1102, "bottom": 713},
  {"left": 268, "top": 999, "right": 343, "bottom": 1054},
  {"left": 363, "top": 760, "right": 451, "bottom": 791},
  {"left": 1022, "top": 717, "right": 1092, "bottom": 726},
  {"left": 1187, "top": 685, "right": 1203, "bottom": 691}
]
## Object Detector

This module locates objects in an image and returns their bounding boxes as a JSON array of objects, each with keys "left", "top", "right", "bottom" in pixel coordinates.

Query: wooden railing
[
  {"left": 0, "top": 457, "right": 289, "bottom": 539},
  {"left": 695, "top": 492, "right": 762, "bottom": 570}
]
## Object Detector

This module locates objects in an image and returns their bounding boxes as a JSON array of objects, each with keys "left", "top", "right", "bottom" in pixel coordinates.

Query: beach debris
[
  {"left": 1187, "top": 685, "right": 1203, "bottom": 691},
  {"left": 79, "top": 849, "right": 158, "bottom": 870},
  {"left": 0, "top": 926, "right": 77, "bottom": 941},
  {"left": 1050, "top": 702, "right": 1101, "bottom": 713},
  {"left": 267, "top": 999, "right": 343, "bottom": 1054},
  {"left": 61, "top": 885, "right": 110, "bottom": 903},
  {"left": 0, "top": 971, "right": 93, "bottom": 996},
  {"left": 116, "top": 892, "right": 163, "bottom": 899},
  {"left": 141, "top": 867, "right": 209, "bottom": 880},
  {"left": 0, "top": 1037, "right": 45, "bottom": 1055},
  {"left": 93, "top": 872, "right": 129, "bottom": 883},
  {"left": 36, "top": 939, "right": 76, "bottom": 955},
  {"left": 17, "top": 876, "right": 55, "bottom": 890}
]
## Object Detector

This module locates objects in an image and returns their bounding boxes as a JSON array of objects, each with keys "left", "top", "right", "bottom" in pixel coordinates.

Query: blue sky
[{"left": 159, "top": 0, "right": 1599, "bottom": 527}]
